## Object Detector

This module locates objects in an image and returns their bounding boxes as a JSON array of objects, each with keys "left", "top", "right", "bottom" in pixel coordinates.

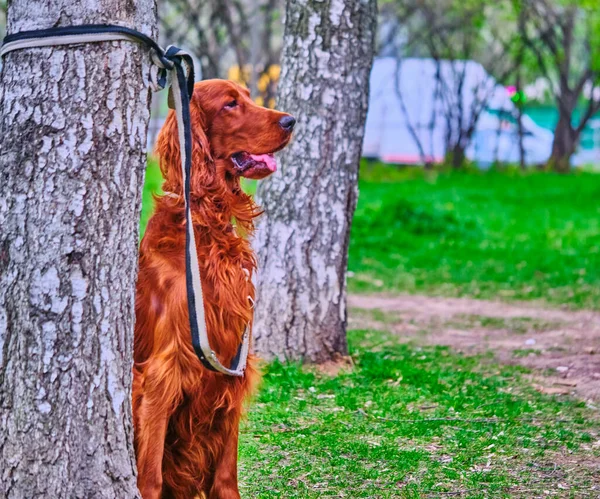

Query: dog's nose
[{"left": 279, "top": 115, "right": 296, "bottom": 131}]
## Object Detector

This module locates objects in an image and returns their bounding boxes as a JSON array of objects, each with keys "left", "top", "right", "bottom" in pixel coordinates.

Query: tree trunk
[
  {"left": 447, "top": 143, "right": 466, "bottom": 169},
  {"left": 516, "top": 69, "right": 526, "bottom": 170},
  {"left": 252, "top": 0, "right": 376, "bottom": 362},
  {"left": 517, "top": 105, "right": 526, "bottom": 170},
  {"left": 0, "top": 1, "right": 156, "bottom": 496},
  {"left": 549, "top": 109, "right": 577, "bottom": 173}
]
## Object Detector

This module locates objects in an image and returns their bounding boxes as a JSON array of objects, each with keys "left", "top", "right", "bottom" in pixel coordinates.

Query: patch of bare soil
[
  {"left": 312, "top": 354, "right": 354, "bottom": 377},
  {"left": 348, "top": 294, "right": 600, "bottom": 401}
]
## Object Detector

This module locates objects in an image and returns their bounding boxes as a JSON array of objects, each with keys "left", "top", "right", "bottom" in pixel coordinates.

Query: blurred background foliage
[{"left": 147, "top": 0, "right": 600, "bottom": 171}]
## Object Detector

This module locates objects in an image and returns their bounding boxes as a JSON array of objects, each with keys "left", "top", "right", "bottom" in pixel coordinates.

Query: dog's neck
[{"left": 158, "top": 171, "right": 259, "bottom": 241}]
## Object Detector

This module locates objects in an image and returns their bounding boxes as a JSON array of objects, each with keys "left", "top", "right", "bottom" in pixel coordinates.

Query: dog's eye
[{"left": 224, "top": 99, "right": 237, "bottom": 109}]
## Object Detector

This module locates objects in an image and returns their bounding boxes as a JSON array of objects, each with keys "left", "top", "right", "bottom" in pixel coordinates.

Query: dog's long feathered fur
[{"left": 133, "top": 80, "right": 292, "bottom": 498}]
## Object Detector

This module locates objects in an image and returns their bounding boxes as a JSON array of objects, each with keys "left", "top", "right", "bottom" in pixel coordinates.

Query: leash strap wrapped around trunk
[{"left": 1, "top": 24, "right": 249, "bottom": 376}]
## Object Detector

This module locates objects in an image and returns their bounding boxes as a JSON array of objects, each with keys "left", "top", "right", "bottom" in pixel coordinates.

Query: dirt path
[{"left": 348, "top": 294, "right": 600, "bottom": 401}]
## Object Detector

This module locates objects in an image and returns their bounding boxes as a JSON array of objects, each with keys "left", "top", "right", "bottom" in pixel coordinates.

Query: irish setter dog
[{"left": 133, "top": 79, "right": 295, "bottom": 498}]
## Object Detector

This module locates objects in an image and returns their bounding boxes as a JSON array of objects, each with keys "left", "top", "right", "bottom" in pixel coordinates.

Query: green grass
[
  {"left": 512, "top": 348, "right": 542, "bottom": 357},
  {"left": 140, "top": 157, "right": 163, "bottom": 236},
  {"left": 238, "top": 329, "right": 600, "bottom": 498},
  {"left": 445, "top": 314, "right": 564, "bottom": 334},
  {"left": 349, "top": 163, "right": 600, "bottom": 309},
  {"left": 141, "top": 160, "right": 600, "bottom": 308}
]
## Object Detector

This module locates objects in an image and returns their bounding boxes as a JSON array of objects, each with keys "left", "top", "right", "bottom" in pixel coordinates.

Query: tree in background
[
  {"left": 0, "top": 0, "right": 155, "bottom": 495},
  {"left": 0, "top": 1, "right": 6, "bottom": 39},
  {"left": 516, "top": 0, "right": 600, "bottom": 172},
  {"left": 160, "top": 0, "right": 283, "bottom": 105},
  {"left": 252, "top": 0, "right": 377, "bottom": 362},
  {"left": 386, "top": 0, "right": 522, "bottom": 169}
]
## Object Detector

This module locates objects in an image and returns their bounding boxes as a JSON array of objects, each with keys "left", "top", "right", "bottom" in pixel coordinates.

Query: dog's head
[
  {"left": 193, "top": 79, "right": 295, "bottom": 180},
  {"left": 157, "top": 79, "right": 295, "bottom": 191}
]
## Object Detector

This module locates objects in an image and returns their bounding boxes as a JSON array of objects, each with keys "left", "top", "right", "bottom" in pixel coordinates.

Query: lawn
[
  {"left": 139, "top": 157, "right": 163, "bottom": 236},
  {"left": 238, "top": 328, "right": 600, "bottom": 498},
  {"left": 349, "top": 163, "right": 600, "bottom": 309}
]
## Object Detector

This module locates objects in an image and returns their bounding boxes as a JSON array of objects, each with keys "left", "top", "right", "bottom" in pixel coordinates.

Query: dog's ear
[{"left": 155, "top": 100, "right": 214, "bottom": 195}]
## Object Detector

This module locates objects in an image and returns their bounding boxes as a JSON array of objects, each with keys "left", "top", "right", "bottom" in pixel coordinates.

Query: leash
[{"left": 1, "top": 24, "right": 249, "bottom": 377}]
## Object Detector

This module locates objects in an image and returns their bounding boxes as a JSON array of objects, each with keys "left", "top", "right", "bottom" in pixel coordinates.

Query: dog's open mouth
[{"left": 231, "top": 152, "right": 277, "bottom": 180}]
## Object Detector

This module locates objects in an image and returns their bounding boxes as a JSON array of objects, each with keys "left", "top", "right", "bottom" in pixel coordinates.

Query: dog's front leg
[
  {"left": 134, "top": 360, "right": 180, "bottom": 499},
  {"left": 208, "top": 412, "right": 242, "bottom": 499}
]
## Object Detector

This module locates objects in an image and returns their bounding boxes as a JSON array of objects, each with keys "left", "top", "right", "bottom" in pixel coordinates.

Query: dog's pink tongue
[{"left": 249, "top": 154, "right": 277, "bottom": 172}]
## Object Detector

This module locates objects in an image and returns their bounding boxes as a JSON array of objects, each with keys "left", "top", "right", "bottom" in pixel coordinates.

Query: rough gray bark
[
  {"left": 253, "top": 0, "right": 376, "bottom": 362},
  {"left": 0, "top": 1, "right": 156, "bottom": 497}
]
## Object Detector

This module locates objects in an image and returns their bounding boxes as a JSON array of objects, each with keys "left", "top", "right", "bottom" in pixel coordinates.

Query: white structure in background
[
  {"left": 363, "top": 57, "right": 554, "bottom": 167},
  {"left": 578, "top": 119, "right": 600, "bottom": 165},
  {"left": 470, "top": 113, "right": 554, "bottom": 166}
]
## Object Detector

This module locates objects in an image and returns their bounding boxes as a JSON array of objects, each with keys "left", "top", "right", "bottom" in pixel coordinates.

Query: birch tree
[
  {"left": 253, "top": 0, "right": 377, "bottom": 362},
  {"left": 0, "top": 0, "right": 156, "bottom": 496}
]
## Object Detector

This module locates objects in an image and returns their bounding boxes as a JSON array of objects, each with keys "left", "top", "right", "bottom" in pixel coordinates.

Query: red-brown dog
[{"left": 133, "top": 79, "right": 295, "bottom": 498}]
